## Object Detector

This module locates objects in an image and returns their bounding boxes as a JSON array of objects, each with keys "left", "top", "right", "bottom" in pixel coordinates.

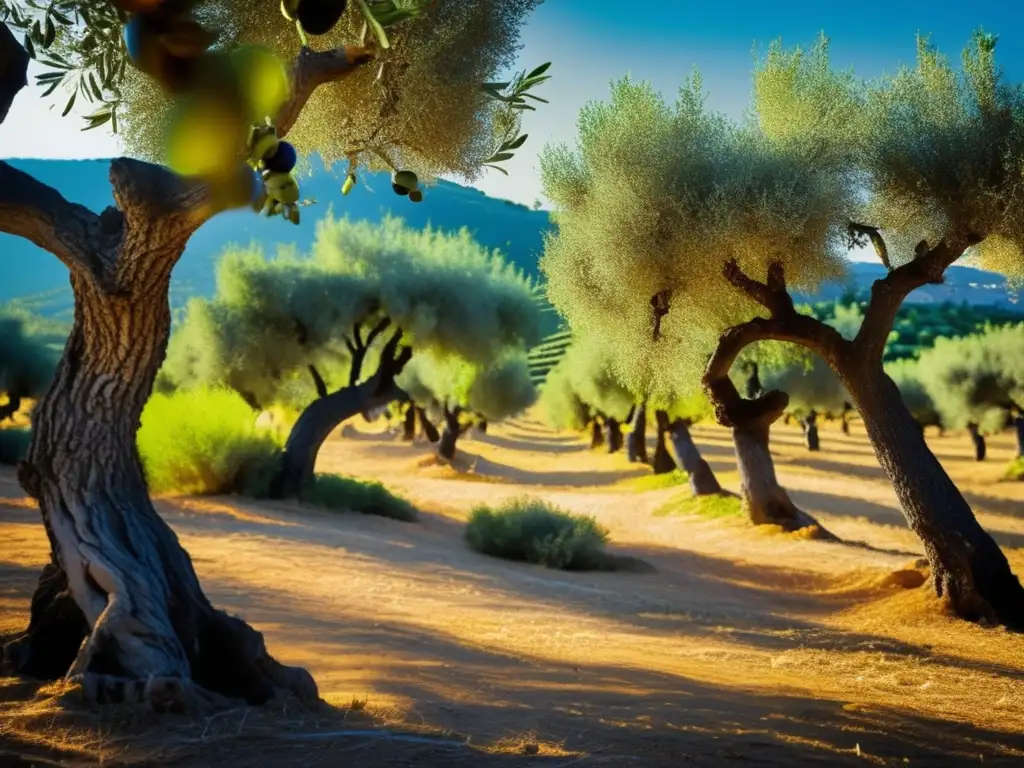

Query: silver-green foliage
[
  {"left": 162, "top": 215, "right": 543, "bottom": 410},
  {"left": 541, "top": 31, "right": 1024, "bottom": 397},
  {"left": 915, "top": 323, "right": 1024, "bottom": 431}
]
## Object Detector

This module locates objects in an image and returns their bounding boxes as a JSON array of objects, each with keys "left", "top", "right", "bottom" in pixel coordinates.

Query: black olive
[{"left": 296, "top": 0, "right": 348, "bottom": 36}]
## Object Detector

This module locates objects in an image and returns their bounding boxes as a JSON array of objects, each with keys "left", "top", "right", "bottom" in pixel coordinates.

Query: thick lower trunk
[
  {"left": 475, "top": 417, "right": 488, "bottom": 434},
  {"left": 1014, "top": 416, "right": 1024, "bottom": 458},
  {"left": 845, "top": 370, "right": 1024, "bottom": 627},
  {"left": 272, "top": 378, "right": 394, "bottom": 498},
  {"left": 5, "top": 274, "right": 316, "bottom": 708},
  {"left": 416, "top": 406, "right": 440, "bottom": 443},
  {"left": 605, "top": 417, "right": 623, "bottom": 453},
  {"left": 626, "top": 403, "right": 648, "bottom": 463},
  {"left": 402, "top": 404, "right": 416, "bottom": 441},
  {"left": 589, "top": 419, "right": 604, "bottom": 449},
  {"left": 651, "top": 410, "right": 677, "bottom": 475},
  {"left": 731, "top": 418, "right": 830, "bottom": 535},
  {"left": 967, "top": 423, "right": 986, "bottom": 462},
  {"left": 840, "top": 415, "right": 850, "bottom": 435},
  {"left": 667, "top": 420, "right": 722, "bottom": 496},
  {"left": 803, "top": 410, "right": 820, "bottom": 451},
  {"left": 437, "top": 408, "right": 461, "bottom": 462}
]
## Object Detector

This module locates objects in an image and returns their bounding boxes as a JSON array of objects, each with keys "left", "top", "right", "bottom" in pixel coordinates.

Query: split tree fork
[
  {"left": 0, "top": 31, "right": 378, "bottom": 709},
  {"left": 699, "top": 226, "right": 1024, "bottom": 628}
]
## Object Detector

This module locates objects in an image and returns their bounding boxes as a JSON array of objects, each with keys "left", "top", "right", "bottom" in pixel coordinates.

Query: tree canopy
[
  {"left": 540, "top": 32, "right": 1024, "bottom": 395},
  {"left": 915, "top": 324, "right": 1024, "bottom": 432},
  {"left": 2, "top": 0, "right": 545, "bottom": 185},
  {"left": 399, "top": 348, "right": 536, "bottom": 423},
  {"left": 162, "top": 214, "right": 543, "bottom": 409}
]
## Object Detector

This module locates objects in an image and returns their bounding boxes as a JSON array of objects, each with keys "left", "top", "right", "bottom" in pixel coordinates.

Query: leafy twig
[{"left": 480, "top": 61, "right": 551, "bottom": 174}]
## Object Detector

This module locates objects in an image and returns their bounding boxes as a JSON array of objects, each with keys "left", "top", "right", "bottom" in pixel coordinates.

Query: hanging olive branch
[
  {"left": 480, "top": 61, "right": 551, "bottom": 175},
  {"left": 2, "top": 0, "right": 126, "bottom": 131}
]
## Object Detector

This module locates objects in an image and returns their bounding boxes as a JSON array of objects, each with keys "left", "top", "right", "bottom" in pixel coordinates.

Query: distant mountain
[
  {"left": 2, "top": 158, "right": 1021, "bottom": 319},
  {"left": 0, "top": 157, "right": 553, "bottom": 318}
]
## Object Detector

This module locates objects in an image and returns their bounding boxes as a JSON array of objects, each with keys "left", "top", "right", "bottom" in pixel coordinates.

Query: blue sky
[{"left": 1, "top": 1, "right": 1020, "bottom": 231}]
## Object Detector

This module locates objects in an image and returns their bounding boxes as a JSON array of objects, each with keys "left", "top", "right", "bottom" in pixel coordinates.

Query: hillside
[
  {"left": 0, "top": 158, "right": 552, "bottom": 318},
  {"left": 1, "top": 158, "right": 1021, "bottom": 319}
]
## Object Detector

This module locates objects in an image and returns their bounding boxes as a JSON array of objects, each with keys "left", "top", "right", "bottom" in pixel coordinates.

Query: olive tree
[
  {"left": 541, "top": 33, "right": 1024, "bottom": 626},
  {"left": 885, "top": 357, "right": 943, "bottom": 435},
  {"left": 0, "top": 313, "right": 58, "bottom": 421},
  {"left": 753, "top": 346, "right": 850, "bottom": 451},
  {"left": 536, "top": 342, "right": 628, "bottom": 451},
  {"left": 164, "top": 214, "right": 541, "bottom": 492},
  {"left": 0, "top": 0, "right": 545, "bottom": 707},
  {"left": 399, "top": 349, "right": 537, "bottom": 462},
  {"left": 916, "top": 325, "right": 1024, "bottom": 461}
]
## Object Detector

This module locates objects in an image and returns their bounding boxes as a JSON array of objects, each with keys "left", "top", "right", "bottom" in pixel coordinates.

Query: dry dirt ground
[{"left": 3, "top": 414, "right": 1024, "bottom": 766}]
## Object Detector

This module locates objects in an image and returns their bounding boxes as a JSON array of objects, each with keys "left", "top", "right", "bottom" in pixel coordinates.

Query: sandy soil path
[{"left": 2, "top": 417, "right": 1024, "bottom": 766}]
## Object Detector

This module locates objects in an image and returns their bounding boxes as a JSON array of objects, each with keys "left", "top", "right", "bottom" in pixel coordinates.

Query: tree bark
[
  {"left": 401, "top": 403, "right": 416, "bottom": 441},
  {"left": 437, "top": 405, "right": 462, "bottom": 462},
  {"left": 626, "top": 402, "right": 648, "bottom": 463},
  {"left": 667, "top": 419, "right": 722, "bottom": 496},
  {"left": 967, "top": 422, "right": 986, "bottom": 462},
  {"left": 416, "top": 406, "right": 440, "bottom": 443},
  {"left": 0, "top": 159, "right": 317, "bottom": 708},
  {"left": 0, "top": 32, "right": 383, "bottom": 707},
  {"left": 705, "top": 254, "right": 1024, "bottom": 626},
  {"left": 272, "top": 332, "right": 411, "bottom": 498},
  {"left": 844, "top": 370, "right": 1024, "bottom": 627},
  {"left": 730, "top": 412, "right": 827, "bottom": 532},
  {"left": 604, "top": 417, "right": 623, "bottom": 453},
  {"left": 589, "top": 418, "right": 604, "bottom": 449},
  {"left": 802, "top": 409, "right": 820, "bottom": 451},
  {"left": 1013, "top": 415, "right": 1024, "bottom": 458},
  {"left": 840, "top": 403, "right": 852, "bottom": 435},
  {"left": 651, "top": 410, "right": 677, "bottom": 475}
]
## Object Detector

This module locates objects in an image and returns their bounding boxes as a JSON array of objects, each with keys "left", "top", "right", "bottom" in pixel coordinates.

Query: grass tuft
[
  {"left": 625, "top": 469, "right": 690, "bottom": 491},
  {"left": 1004, "top": 457, "right": 1024, "bottom": 481},
  {"left": 300, "top": 473, "right": 418, "bottom": 522},
  {"left": 0, "top": 427, "right": 30, "bottom": 465},
  {"left": 653, "top": 492, "right": 743, "bottom": 520},
  {"left": 138, "top": 387, "right": 282, "bottom": 496},
  {"left": 465, "top": 497, "right": 611, "bottom": 570}
]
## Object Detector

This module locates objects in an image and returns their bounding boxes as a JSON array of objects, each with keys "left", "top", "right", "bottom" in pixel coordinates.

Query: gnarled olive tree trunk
[
  {"left": 651, "top": 410, "right": 677, "bottom": 475},
  {"left": 626, "top": 402, "right": 648, "bottom": 463},
  {"left": 588, "top": 417, "right": 604, "bottom": 449},
  {"left": 416, "top": 406, "right": 441, "bottom": 443},
  {"left": 708, "top": 254, "right": 1024, "bottom": 627},
  {"left": 0, "top": 159, "right": 316, "bottom": 708},
  {"left": 966, "top": 422, "right": 986, "bottom": 462},
  {"left": 604, "top": 416, "right": 623, "bottom": 453},
  {"left": 802, "top": 409, "right": 820, "bottom": 451},
  {"left": 271, "top": 332, "right": 410, "bottom": 498},
  {"left": 437, "top": 405, "right": 463, "bottom": 462},
  {"left": 841, "top": 368, "right": 1024, "bottom": 626},
  {"left": 666, "top": 418, "right": 723, "bottom": 496}
]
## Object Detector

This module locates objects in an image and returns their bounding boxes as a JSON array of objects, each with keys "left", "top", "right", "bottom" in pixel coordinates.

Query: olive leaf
[{"left": 480, "top": 62, "right": 551, "bottom": 172}]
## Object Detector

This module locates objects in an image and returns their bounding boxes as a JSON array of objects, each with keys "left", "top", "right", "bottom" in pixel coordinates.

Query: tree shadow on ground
[
  {"left": 215, "top": 586, "right": 1024, "bottom": 767},
  {"left": 4, "top": 502, "right": 1024, "bottom": 766},
  {"left": 471, "top": 432, "right": 588, "bottom": 455}
]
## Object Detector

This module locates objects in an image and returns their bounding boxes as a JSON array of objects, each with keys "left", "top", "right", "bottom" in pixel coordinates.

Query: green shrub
[
  {"left": 137, "top": 387, "right": 281, "bottom": 496},
  {"left": 0, "top": 427, "right": 30, "bottom": 466},
  {"left": 1005, "top": 458, "right": 1024, "bottom": 482},
  {"left": 465, "top": 497, "right": 611, "bottom": 570},
  {"left": 299, "top": 473, "right": 418, "bottom": 522}
]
